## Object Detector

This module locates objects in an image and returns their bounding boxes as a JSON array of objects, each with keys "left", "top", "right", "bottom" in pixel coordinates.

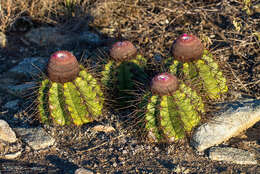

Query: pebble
[
  {"left": 91, "top": 125, "right": 115, "bottom": 133},
  {"left": 0, "top": 120, "right": 17, "bottom": 143},
  {"left": 191, "top": 99, "right": 260, "bottom": 152},
  {"left": 14, "top": 127, "right": 55, "bottom": 150},
  {"left": 74, "top": 168, "right": 94, "bottom": 174},
  {"left": 209, "top": 147, "right": 258, "bottom": 165},
  {"left": 8, "top": 57, "right": 48, "bottom": 79}
]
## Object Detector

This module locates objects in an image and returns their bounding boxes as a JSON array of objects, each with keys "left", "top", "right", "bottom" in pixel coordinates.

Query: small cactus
[
  {"left": 136, "top": 73, "right": 204, "bottom": 142},
  {"left": 167, "top": 34, "right": 228, "bottom": 100},
  {"left": 37, "top": 51, "right": 104, "bottom": 126},
  {"left": 101, "top": 41, "right": 148, "bottom": 106}
]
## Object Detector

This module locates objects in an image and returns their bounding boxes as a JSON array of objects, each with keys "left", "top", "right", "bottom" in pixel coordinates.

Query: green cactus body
[
  {"left": 140, "top": 83, "right": 203, "bottom": 142},
  {"left": 168, "top": 50, "right": 228, "bottom": 100},
  {"left": 38, "top": 79, "right": 51, "bottom": 124},
  {"left": 37, "top": 68, "right": 104, "bottom": 126},
  {"left": 101, "top": 60, "right": 115, "bottom": 88},
  {"left": 101, "top": 54, "right": 148, "bottom": 105}
]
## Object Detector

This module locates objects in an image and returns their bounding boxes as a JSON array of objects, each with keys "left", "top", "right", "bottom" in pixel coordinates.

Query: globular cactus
[
  {"left": 37, "top": 51, "right": 104, "bottom": 126},
  {"left": 101, "top": 41, "right": 148, "bottom": 106},
  {"left": 166, "top": 34, "right": 228, "bottom": 100},
  {"left": 136, "top": 73, "right": 204, "bottom": 142}
]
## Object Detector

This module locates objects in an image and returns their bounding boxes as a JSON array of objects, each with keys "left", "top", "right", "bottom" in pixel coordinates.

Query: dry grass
[
  {"left": 0, "top": 0, "right": 96, "bottom": 32},
  {"left": 0, "top": 1, "right": 260, "bottom": 173}
]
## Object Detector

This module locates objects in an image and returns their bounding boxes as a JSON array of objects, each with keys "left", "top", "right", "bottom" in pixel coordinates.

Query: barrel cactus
[
  {"left": 166, "top": 34, "right": 228, "bottom": 100},
  {"left": 37, "top": 51, "right": 104, "bottom": 126},
  {"left": 136, "top": 73, "right": 204, "bottom": 142},
  {"left": 101, "top": 41, "right": 148, "bottom": 106}
]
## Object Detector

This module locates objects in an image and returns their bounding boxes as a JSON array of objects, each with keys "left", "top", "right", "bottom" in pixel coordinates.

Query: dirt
[{"left": 0, "top": 0, "right": 260, "bottom": 173}]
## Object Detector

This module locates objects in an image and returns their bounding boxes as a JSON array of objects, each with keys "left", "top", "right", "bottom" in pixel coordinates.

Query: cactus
[
  {"left": 101, "top": 41, "right": 148, "bottom": 106},
  {"left": 37, "top": 51, "right": 104, "bottom": 126},
  {"left": 136, "top": 73, "right": 204, "bottom": 142},
  {"left": 166, "top": 34, "right": 228, "bottom": 100}
]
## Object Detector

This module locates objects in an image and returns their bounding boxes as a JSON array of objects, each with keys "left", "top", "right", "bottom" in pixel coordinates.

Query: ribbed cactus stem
[
  {"left": 138, "top": 73, "right": 203, "bottom": 142},
  {"left": 101, "top": 41, "right": 148, "bottom": 107},
  {"left": 168, "top": 34, "right": 228, "bottom": 100},
  {"left": 37, "top": 51, "right": 104, "bottom": 126}
]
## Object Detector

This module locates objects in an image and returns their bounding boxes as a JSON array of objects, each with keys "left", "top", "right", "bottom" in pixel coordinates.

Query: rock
[
  {"left": 3, "top": 99, "right": 20, "bottom": 111},
  {"left": 24, "top": 27, "right": 73, "bottom": 47},
  {"left": 5, "top": 83, "right": 36, "bottom": 98},
  {"left": 0, "top": 140, "right": 23, "bottom": 159},
  {"left": 9, "top": 16, "right": 33, "bottom": 33},
  {"left": 75, "top": 168, "right": 94, "bottom": 174},
  {"left": 3, "top": 150, "right": 22, "bottom": 159},
  {"left": 78, "top": 32, "right": 102, "bottom": 46},
  {"left": 154, "top": 53, "right": 163, "bottom": 62},
  {"left": 209, "top": 147, "right": 258, "bottom": 165},
  {"left": 0, "top": 120, "right": 17, "bottom": 143},
  {"left": 191, "top": 99, "right": 260, "bottom": 152},
  {"left": 8, "top": 57, "right": 48, "bottom": 79},
  {"left": 14, "top": 127, "right": 55, "bottom": 150},
  {"left": 91, "top": 125, "right": 115, "bottom": 133}
]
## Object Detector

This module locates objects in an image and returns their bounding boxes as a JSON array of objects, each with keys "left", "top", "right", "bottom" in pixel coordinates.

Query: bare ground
[{"left": 0, "top": 0, "right": 260, "bottom": 173}]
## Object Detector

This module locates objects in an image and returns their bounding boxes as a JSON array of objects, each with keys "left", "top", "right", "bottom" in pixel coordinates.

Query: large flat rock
[
  {"left": 191, "top": 99, "right": 260, "bottom": 152},
  {"left": 14, "top": 127, "right": 55, "bottom": 150},
  {"left": 209, "top": 147, "right": 258, "bottom": 165}
]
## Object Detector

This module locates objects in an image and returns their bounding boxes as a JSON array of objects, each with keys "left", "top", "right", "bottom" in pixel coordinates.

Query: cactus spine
[
  {"left": 37, "top": 51, "right": 104, "bottom": 126},
  {"left": 101, "top": 41, "right": 147, "bottom": 106},
  {"left": 138, "top": 73, "right": 204, "bottom": 142},
  {"left": 168, "top": 34, "right": 228, "bottom": 100}
]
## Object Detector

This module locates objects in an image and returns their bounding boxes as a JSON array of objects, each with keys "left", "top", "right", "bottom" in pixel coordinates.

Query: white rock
[
  {"left": 0, "top": 120, "right": 17, "bottom": 143},
  {"left": 3, "top": 150, "right": 22, "bottom": 159},
  {"left": 209, "top": 147, "right": 258, "bottom": 165},
  {"left": 75, "top": 168, "right": 94, "bottom": 174},
  {"left": 192, "top": 99, "right": 260, "bottom": 152}
]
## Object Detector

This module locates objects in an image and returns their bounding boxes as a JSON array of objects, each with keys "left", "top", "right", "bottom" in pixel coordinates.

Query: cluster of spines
[
  {"left": 139, "top": 76, "right": 203, "bottom": 142},
  {"left": 101, "top": 41, "right": 148, "bottom": 106},
  {"left": 37, "top": 51, "right": 104, "bottom": 126},
  {"left": 168, "top": 34, "right": 228, "bottom": 100},
  {"left": 36, "top": 35, "right": 228, "bottom": 144}
]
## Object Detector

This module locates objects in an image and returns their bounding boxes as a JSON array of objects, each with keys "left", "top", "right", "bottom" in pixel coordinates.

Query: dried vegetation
[{"left": 0, "top": 0, "right": 259, "bottom": 173}]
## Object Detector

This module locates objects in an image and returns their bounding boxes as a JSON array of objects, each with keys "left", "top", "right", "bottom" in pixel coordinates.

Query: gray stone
[
  {"left": 5, "top": 83, "right": 37, "bottom": 98},
  {"left": 14, "top": 127, "right": 55, "bottom": 150},
  {"left": 8, "top": 57, "right": 48, "bottom": 79},
  {"left": 78, "top": 32, "right": 102, "bottom": 46},
  {"left": 24, "top": 27, "right": 72, "bottom": 47},
  {"left": 154, "top": 53, "right": 163, "bottom": 62},
  {"left": 191, "top": 99, "right": 260, "bottom": 152},
  {"left": 74, "top": 168, "right": 94, "bottom": 174},
  {"left": 0, "top": 120, "right": 17, "bottom": 143},
  {"left": 3, "top": 99, "right": 20, "bottom": 111},
  {"left": 209, "top": 147, "right": 258, "bottom": 165}
]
